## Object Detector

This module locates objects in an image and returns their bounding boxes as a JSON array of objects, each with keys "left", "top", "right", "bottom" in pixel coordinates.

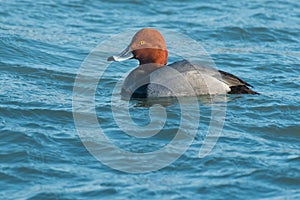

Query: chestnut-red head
[{"left": 108, "top": 28, "right": 168, "bottom": 66}]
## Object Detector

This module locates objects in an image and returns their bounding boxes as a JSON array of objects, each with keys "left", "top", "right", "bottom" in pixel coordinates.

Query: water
[{"left": 1, "top": 0, "right": 300, "bottom": 199}]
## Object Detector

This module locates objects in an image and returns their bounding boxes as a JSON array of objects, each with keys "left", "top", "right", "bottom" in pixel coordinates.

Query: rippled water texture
[{"left": 1, "top": 0, "right": 300, "bottom": 199}]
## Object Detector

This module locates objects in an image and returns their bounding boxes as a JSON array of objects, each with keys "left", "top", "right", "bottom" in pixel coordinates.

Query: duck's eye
[{"left": 139, "top": 40, "right": 145, "bottom": 45}]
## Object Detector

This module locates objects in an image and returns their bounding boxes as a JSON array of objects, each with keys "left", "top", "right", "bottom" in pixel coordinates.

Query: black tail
[{"left": 228, "top": 85, "right": 259, "bottom": 94}]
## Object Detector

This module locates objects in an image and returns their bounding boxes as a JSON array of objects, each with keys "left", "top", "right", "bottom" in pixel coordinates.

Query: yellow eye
[{"left": 139, "top": 40, "right": 145, "bottom": 45}]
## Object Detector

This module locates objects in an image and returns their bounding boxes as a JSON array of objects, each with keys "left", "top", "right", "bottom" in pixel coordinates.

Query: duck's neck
[
  {"left": 138, "top": 63, "right": 165, "bottom": 73},
  {"left": 134, "top": 48, "right": 168, "bottom": 66}
]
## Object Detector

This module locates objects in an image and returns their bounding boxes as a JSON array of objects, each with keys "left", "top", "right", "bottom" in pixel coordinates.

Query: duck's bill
[{"left": 107, "top": 46, "right": 134, "bottom": 62}]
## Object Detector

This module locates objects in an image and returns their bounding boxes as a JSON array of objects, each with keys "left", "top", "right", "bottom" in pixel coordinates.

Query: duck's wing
[
  {"left": 159, "top": 60, "right": 230, "bottom": 95},
  {"left": 168, "top": 60, "right": 258, "bottom": 94}
]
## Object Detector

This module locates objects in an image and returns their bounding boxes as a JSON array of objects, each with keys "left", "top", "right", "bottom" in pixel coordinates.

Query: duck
[{"left": 107, "top": 28, "right": 258, "bottom": 98}]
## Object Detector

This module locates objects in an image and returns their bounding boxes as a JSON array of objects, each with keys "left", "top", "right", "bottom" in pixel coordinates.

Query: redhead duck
[{"left": 108, "top": 28, "right": 258, "bottom": 98}]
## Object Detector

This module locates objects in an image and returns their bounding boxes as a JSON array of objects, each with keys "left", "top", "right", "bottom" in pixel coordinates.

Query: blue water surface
[{"left": 1, "top": 0, "right": 300, "bottom": 199}]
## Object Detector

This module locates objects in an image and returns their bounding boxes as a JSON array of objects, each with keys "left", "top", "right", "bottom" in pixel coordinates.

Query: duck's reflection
[{"left": 125, "top": 95, "right": 229, "bottom": 108}]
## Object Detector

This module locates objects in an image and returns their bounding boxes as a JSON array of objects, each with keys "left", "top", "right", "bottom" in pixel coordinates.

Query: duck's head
[{"left": 108, "top": 28, "right": 168, "bottom": 66}]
